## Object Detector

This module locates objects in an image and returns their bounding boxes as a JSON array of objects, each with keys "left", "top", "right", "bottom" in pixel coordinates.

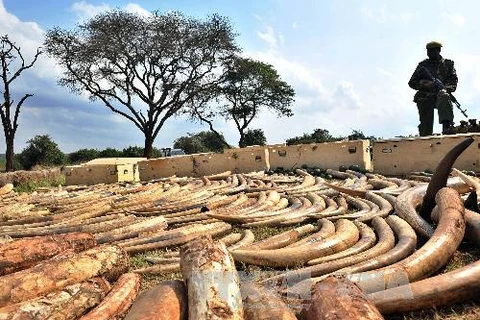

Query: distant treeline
[
  {"left": 1, "top": 128, "right": 380, "bottom": 172},
  {"left": 1, "top": 135, "right": 174, "bottom": 171}
]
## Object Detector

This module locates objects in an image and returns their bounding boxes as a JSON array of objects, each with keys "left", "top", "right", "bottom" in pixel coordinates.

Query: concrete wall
[
  {"left": 138, "top": 146, "right": 271, "bottom": 180},
  {"left": 224, "top": 146, "right": 270, "bottom": 173},
  {"left": 268, "top": 140, "right": 372, "bottom": 171},
  {"left": 138, "top": 156, "right": 195, "bottom": 181},
  {"left": 65, "top": 164, "right": 120, "bottom": 185},
  {"left": 372, "top": 133, "right": 480, "bottom": 175},
  {"left": 191, "top": 153, "right": 234, "bottom": 177},
  {"left": 86, "top": 157, "right": 146, "bottom": 165},
  {"left": 77, "top": 140, "right": 374, "bottom": 183}
]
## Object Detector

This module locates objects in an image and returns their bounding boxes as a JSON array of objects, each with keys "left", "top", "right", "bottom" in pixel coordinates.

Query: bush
[
  {"left": 68, "top": 148, "right": 100, "bottom": 164},
  {"left": 243, "top": 129, "right": 267, "bottom": 147},
  {"left": 121, "top": 146, "right": 162, "bottom": 158},
  {"left": 98, "top": 148, "right": 122, "bottom": 158},
  {"left": 174, "top": 131, "right": 228, "bottom": 154},
  {"left": 18, "top": 135, "right": 66, "bottom": 170}
]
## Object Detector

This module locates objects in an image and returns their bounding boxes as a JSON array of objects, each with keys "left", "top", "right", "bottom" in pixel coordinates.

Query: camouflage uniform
[{"left": 408, "top": 56, "right": 458, "bottom": 136}]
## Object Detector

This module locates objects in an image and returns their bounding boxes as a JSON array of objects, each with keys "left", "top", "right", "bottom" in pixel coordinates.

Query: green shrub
[
  {"left": 18, "top": 135, "right": 66, "bottom": 170},
  {"left": 68, "top": 148, "right": 100, "bottom": 164}
]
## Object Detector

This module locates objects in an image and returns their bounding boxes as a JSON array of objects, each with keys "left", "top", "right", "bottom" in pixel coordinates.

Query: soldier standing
[{"left": 408, "top": 41, "right": 458, "bottom": 136}]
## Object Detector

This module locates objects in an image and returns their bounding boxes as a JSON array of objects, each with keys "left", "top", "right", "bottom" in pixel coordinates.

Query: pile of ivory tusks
[{"left": 1, "top": 149, "right": 480, "bottom": 317}]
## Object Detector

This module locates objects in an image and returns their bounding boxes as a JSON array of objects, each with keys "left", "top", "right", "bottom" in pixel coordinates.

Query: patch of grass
[
  {"left": 13, "top": 174, "right": 66, "bottom": 193},
  {"left": 129, "top": 250, "right": 183, "bottom": 291}
]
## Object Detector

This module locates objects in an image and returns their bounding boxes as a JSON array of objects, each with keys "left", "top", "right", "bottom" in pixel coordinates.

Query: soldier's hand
[{"left": 419, "top": 80, "right": 435, "bottom": 89}]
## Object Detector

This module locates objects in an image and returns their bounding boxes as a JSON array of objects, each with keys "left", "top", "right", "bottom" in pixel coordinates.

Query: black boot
[{"left": 442, "top": 121, "right": 456, "bottom": 135}]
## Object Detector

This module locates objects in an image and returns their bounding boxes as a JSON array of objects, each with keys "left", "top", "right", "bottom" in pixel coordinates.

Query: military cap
[{"left": 426, "top": 41, "right": 442, "bottom": 49}]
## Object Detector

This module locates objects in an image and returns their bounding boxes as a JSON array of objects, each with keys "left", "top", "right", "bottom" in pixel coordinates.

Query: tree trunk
[
  {"left": 5, "top": 133, "right": 14, "bottom": 172},
  {"left": 144, "top": 134, "right": 154, "bottom": 159},
  {"left": 303, "top": 276, "right": 384, "bottom": 320},
  {"left": 238, "top": 131, "right": 246, "bottom": 148}
]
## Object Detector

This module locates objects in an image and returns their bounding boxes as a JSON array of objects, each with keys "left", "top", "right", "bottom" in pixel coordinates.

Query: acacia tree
[
  {"left": 194, "top": 56, "right": 294, "bottom": 147},
  {"left": 173, "top": 130, "right": 228, "bottom": 154},
  {"left": 0, "top": 35, "right": 42, "bottom": 171},
  {"left": 243, "top": 128, "right": 267, "bottom": 146},
  {"left": 44, "top": 11, "right": 238, "bottom": 158}
]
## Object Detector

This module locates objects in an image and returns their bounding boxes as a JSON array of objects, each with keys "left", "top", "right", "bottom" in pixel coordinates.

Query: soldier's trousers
[{"left": 416, "top": 90, "right": 454, "bottom": 136}]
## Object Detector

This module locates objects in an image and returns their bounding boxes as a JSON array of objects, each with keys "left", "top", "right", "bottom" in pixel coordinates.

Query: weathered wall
[
  {"left": 138, "top": 147, "right": 271, "bottom": 180},
  {"left": 224, "top": 146, "right": 270, "bottom": 174},
  {"left": 86, "top": 157, "right": 146, "bottom": 165},
  {"left": 65, "top": 158, "right": 146, "bottom": 185},
  {"left": 191, "top": 153, "right": 234, "bottom": 176},
  {"left": 268, "top": 140, "right": 372, "bottom": 171},
  {"left": 65, "top": 165, "right": 118, "bottom": 185},
  {"left": 64, "top": 163, "right": 139, "bottom": 185},
  {"left": 70, "top": 140, "right": 373, "bottom": 183},
  {"left": 138, "top": 156, "right": 195, "bottom": 181},
  {"left": 372, "top": 133, "right": 480, "bottom": 175}
]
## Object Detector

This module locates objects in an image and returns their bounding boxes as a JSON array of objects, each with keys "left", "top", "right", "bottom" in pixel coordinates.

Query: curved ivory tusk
[
  {"left": 348, "top": 187, "right": 465, "bottom": 294},
  {"left": 307, "top": 221, "right": 377, "bottom": 265},
  {"left": 419, "top": 137, "right": 474, "bottom": 219},
  {"left": 285, "top": 219, "right": 335, "bottom": 248},
  {"left": 230, "top": 219, "right": 359, "bottom": 268},
  {"left": 227, "top": 230, "right": 256, "bottom": 252},
  {"left": 368, "top": 258, "right": 480, "bottom": 314},
  {"left": 241, "top": 224, "right": 317, "bottom": 251},
  {"left": 268, "top": 217, "right": 394, "bottom": 290}
]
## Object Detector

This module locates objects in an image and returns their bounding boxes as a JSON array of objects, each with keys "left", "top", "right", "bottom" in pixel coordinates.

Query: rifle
[{"left": 420, "top": 66, "right": 468, "bottom": 118}]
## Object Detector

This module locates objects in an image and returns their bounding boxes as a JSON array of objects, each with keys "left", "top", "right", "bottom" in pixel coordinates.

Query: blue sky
[{"left": 1, "top": 0, "right": 479, "bottom": 153}]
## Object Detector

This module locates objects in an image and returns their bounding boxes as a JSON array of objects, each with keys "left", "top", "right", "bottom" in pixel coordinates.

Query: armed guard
[{"left": 408, "top": 41, "right": 458, "bottom": 136}]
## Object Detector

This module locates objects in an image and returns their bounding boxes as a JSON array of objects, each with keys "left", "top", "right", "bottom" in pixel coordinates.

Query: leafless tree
[{"left": 0, "top": 35, "right": 42, "bottom": 171}]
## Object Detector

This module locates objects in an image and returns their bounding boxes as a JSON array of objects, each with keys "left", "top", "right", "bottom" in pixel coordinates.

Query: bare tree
[
  {"left": 44, "top": 10, "right": 239, "bottom": 158},
  {"left": 0, "top": 35, "right": 42, "bottom": 172}
]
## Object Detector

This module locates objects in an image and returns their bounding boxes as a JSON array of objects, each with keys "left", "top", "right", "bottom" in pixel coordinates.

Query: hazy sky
[{"left": 1, "top": 0, "right": 479, "bottom": 152}]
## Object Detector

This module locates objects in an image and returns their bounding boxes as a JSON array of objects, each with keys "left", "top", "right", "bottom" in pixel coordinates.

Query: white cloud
[
  {"left": 0, "top": 1, "right": 63, "bottom": 87},
  {"left": 257, "top": 26, "right": 278, "bottom": 48},
  {"left": 71, "top": 2, "right": 151, "bottom": 22},
  {"left": 441, "top": 12, "right": 466, "bottom": 27},
  {"left": 71, "top": 1, "right": 110, "bottom": 21},
  {"left": 247, "top": 50, "right": 328, "bottom": 99},
  {"left": 0, "top": 1, "right": 43, "bottom": 54},
  {"left": 360, "top": 5, "right": 415, "bottom": 23},
  {"left": 332, "top": 81, "right": 362, "bottom": 109},
  {"left": 125, "top": 3, "right": 151, "bottom": 17}
]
